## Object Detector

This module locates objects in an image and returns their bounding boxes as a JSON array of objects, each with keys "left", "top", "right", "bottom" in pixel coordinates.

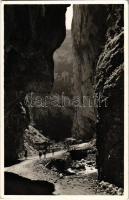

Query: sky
[{"left": 66, "top": 5, "right": 73, "bottom": 30}]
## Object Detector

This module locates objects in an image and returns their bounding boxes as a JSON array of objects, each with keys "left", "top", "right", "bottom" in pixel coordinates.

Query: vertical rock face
[
  {"left": 96, "top": 5, "right": 124, "bottom": 187},
  {"left": 72, "top": 5, "right": 108, "bottom": 140},
  {"left": 72, "top": 5, "right": 124, "bottom": 186},
  {"left": 4, "top": 5, "right": 68, "bottom": 164}
]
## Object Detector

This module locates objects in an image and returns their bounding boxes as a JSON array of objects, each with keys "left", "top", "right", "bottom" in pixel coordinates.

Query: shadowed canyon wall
[
  {"left": 4, "top": 5, "right": 68, "bottom": 164},
  {"left": 72, "top": 5, "right": 107, "bottom": 140},
  {"left": 96, "top": 5, "right": 124, "bottom": 187},
  {"left": 5, "top": 4, "right": 124, "bottom": 187},
  {"left": 72, "top": 5, "right": 124, "bottom": 186}
]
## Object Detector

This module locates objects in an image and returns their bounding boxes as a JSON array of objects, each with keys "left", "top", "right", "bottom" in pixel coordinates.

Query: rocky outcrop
[
  {"left": 23, "top": 125, "right": 49, "bottom": 157},
  {"left": 72, "top": 5, "right": 124, "bottom": 186},
  {"left": 5, "top": 172, "right": 55, "bottom": 195},
  {"left": 4, "top": 5, "right": 68, "bottom": 165}
]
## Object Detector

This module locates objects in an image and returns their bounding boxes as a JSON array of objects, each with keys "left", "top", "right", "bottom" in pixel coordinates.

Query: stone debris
[{"left": 97, "top": 181, "right": 124, "bottom": 195}]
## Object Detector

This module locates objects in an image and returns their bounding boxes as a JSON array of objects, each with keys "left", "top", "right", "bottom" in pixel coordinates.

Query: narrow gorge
[{"left": 4, "top": 4, "right": 124, "bottom": 190}]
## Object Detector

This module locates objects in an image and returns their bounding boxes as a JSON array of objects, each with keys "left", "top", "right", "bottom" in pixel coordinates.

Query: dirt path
[
  {"left": 5, "top": 150, "right": 103, "bottom": 195},
  {"left": 5, "top": 150, "right": 66, "bottom": 170}
]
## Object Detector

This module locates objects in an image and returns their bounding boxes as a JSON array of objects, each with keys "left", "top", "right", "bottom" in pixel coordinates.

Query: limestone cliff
[
  {"left": 72, "top": 5, "right": 107, "bottom": 140},
  {"left": 4, "top": 5, "right": 68, "bottom": 165},
  {"left": 96, "top": 5, "right": 124, "bottom": 187},
  {"left": 72, "top": 5, "right": 124, "bottom": 186}
]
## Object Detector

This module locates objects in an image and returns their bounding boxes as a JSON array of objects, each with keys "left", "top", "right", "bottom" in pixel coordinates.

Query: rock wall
[
  {"left": 96, "top": 5, "right": 124, "bottom": 187},
  {"left": 72, "top": 5, "right": 108, "bottom": 140},
  {"left": 72, "top": 5, "right": 124, "bottom": 186},
  {"left": 4, "top": 5, "right": 68, "bottom": 165}
]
